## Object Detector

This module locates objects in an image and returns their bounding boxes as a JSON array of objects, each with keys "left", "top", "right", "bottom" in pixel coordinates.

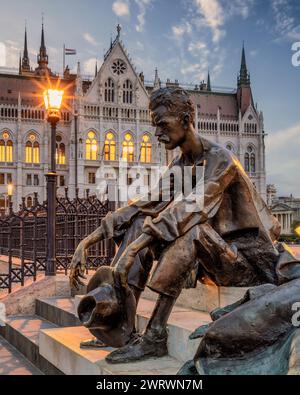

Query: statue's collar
[{"left": 181, "top": 137, "right": 209, "bottom": 166}]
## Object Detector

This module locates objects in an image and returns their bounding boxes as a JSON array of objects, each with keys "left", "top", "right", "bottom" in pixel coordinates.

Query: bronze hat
[{"left": 77, "top": 266, "right": 136, "bottom": 348}]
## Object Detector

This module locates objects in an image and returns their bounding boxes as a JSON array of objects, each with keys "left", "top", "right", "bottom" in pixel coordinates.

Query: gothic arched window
[
  {"left": 0, "top": 131, "right": 13, "bottom": 162},
  {"left": 122, "top": 133, "right": 134, "bottom": 162},
  {"left": 244, "top": 153, "right": 250, "bottom": 172},
  {"left": 25, "top": 133, "right": 40, "bottom": 164},
  {"left": 105, "top": 78, "right": 115, "bottom": 103},
  {"left": 55, "top": 135, "right": 66, "bottom": 165},
  {"left": 140, "top": 134, "right": 152, "bottom": 163},
  {"left": 245, "top": 146, "right": 255, "bottom": 173},
  {"left": 85, "top": 131, "right": 98, "bottom": 160},
  {"left": 104, "top": 132, "right": 116, "bottom": 161},
  {"left": 123, "top": 80, "right": 133, "bottom": 104},
  {"left": 250, "top": 153, "right": 256, "bottom": 173}
]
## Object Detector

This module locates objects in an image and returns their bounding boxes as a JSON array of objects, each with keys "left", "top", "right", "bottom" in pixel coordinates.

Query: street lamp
[{"left": 43, "top": 88, "right": 64, "bottom": 276}]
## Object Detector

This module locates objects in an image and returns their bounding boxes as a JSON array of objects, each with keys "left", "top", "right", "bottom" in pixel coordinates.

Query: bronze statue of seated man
[{"left": 69, "top": 87, "right": 300, "bottom": 364}]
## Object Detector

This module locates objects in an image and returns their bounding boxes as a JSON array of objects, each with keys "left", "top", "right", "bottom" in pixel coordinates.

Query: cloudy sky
[{"left": 0, "top": 0, "right": 300, "bottom": 196}]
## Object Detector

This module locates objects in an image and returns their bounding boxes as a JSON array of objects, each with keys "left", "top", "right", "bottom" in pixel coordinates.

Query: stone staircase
[{"left": 0, "top": 292, "right": 214, "bottom": 375}]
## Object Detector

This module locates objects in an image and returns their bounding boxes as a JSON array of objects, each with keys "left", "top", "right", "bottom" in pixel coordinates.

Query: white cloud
[
  {"left": 135, "top": 0, "right": 153, "bottom": 32},
  {"left": 188, "top": 41, "right": 207, "bottom": 53},
  {"left": 112, "top": 0, "right": 130, "bottom": 17},
  {"left": 266, "top": 122, "right": 300, "bottom": 195},
  {"left": 83, "top": 57, "right": 97, "bottom": 75},
  {"left": 172, "top": 22, "right": 192, "bottom": 39},
  {"left": 194, "top": 0, "right": 225, "bottom": 43},
  {"left": 271, "top": 0, "right": 300, "bottom": 41},
  {"left": 83, "top": 32, "right": 98, "bottom": 46}
]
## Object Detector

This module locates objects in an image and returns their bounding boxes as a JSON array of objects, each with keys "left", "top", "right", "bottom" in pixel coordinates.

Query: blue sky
[{"left": 0, "top": 0, "right": 300, "bottom": 195}]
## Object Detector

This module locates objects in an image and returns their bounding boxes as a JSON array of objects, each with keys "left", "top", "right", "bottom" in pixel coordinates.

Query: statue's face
[{"left": 151, "top": 105, "right": 186, "bottom": 150}]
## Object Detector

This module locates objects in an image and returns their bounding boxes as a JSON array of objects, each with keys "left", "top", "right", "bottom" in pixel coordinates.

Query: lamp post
[{"left": 43, "top": 88, "right": 64, "bottom": 276}]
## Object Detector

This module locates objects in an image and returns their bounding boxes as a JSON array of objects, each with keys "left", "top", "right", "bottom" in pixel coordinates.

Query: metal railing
[{"left": 0, "top": 189, "right": 115, "bottom": 293}]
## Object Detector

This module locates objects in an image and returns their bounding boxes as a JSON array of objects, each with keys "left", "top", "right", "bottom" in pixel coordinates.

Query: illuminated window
[
  {"left": 25, "top": 134, "right": 40, "bottom": 164},
  {"left": 104, "top": 132, "right": 116, "bottom": 161},
  {"left": 140, "top": 134, "right": 152, "bottom": 163},
  {"left": 56, "top": 135, "right": 66, "bottom": 165},
  {"left": 122, "top": 133, "right": 134, "bottom": 162},
  {"left": 86, "top": 131, "right": 98, "bottom": 160},
  {"left": 104, "top": 78, "right": 115, "bottom": 102},
  {"left": 123, "top": 80, "right": 133, "bottom": 104},
  {"left": 0, "top": 132, "right": 13, "bottom": 162}
]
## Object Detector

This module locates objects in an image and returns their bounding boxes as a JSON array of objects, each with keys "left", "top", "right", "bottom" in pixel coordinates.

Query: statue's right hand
[{"left": 69, "top": 243, "right": 87, "bottom": 290}]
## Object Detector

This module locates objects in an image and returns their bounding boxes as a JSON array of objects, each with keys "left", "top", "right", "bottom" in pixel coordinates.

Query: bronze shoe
[{"left": 105, "top": 330, "right": 168, "bottom": 364}]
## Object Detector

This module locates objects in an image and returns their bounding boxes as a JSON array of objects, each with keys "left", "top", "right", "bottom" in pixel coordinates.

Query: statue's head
[{"left": 150, "top": 87, "right": 195, "bottom": 150}]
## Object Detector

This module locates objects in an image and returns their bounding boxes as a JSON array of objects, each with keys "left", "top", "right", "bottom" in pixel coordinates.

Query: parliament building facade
[{"left": 0, "top": 24, "right": 266, "bottom": 213}]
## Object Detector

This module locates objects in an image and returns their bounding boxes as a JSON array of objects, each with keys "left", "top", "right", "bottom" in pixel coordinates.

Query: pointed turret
[
  {"left": 238, "top": 42, "right": 250, "bottom": 87},
  {"left": 207, "top": 71, "right": 211, "bottom": 92},
  {"left": 37, "top": 21, "right": 48, "bottom": 67},
  {"left": 34, "top": 19, "right": 54, "bottom": 76},
  {"left": 153, "top": 68, "right": 161, "bottom": 91},
  {"left": 95, "top": 60, "right": 98, "bottom": 78},
  {"left": 21, "top": 26, "right": 30, "bottom": 72},
  {"left": 237, "top": 43, "right": 254, "bottom": 115}
]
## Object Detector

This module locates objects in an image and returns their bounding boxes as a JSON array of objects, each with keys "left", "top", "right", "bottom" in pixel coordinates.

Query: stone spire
[
  {"left": 207, "top": 70, "right": 211, "bottom": 92},
  {"left": 21, "top": 26, "right": 30, "bottom": 72},
  {"left": 237, "top": 43, "right": 253, "bottom": 115},
  {"left": 153, "top": 68, "right": 161, "bottom": 91},
  {"left": 238, "top": 42, "right": 250, "bottom": 87},
  {"left": 95, "top": 60, "right": 98, "bottom": 78},
  {"left": 37, "top": 20, "right": 48, "bottom": 69}
]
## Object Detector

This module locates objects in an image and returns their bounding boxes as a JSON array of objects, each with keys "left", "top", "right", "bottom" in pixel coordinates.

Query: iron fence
[{"left": 0, "top": 189, "right": 115, "bottom": 293}]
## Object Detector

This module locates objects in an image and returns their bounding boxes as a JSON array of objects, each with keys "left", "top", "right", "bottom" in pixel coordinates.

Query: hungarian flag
[{"left": 65, "top": 48, "right": 76, "bottom": 55}]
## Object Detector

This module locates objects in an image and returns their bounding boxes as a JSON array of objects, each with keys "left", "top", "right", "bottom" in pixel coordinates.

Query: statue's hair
[{"left": 150, "top": 87, "right": 195, "bottom": 123}]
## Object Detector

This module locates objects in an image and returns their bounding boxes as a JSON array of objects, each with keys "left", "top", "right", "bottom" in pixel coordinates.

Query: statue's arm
[
  {"left": 114, "top": 233, "right": 154, "bottom": 288},
  {"left": 69, "top": 205, "right": 139, "bottom": 289}
]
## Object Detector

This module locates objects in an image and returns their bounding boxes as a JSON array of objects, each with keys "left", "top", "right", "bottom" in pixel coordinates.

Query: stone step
[
  {"left": 40, "top": 295, "right": 211, "bottom": 363},
  {"left": 2, "top": 315, "right": 63, "bottom": 375},
  {"left": 39, "top": 325, "right": 183, "bottom": 375},
  {"left": 36, "top": 297, "right": 81, "bottom": 327},
  {"left": 0, "top": 335, "right": 42, "bottom": 375}
]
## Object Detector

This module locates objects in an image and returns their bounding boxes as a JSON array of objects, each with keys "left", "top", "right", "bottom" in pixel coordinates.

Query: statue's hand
[
  {"left": 69, "top": 242, "right": 88, "bottom": 290},
  {"left": 114, "top": 247, "right": 137, "bottom": 289}
]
